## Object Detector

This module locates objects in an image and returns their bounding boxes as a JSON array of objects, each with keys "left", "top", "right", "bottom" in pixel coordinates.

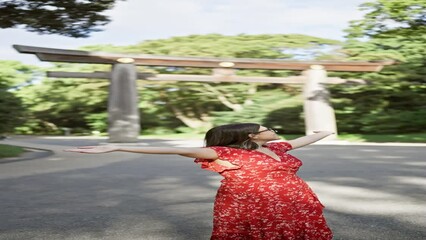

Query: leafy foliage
[
  {"left": 0, "top": 0, "right": 120, "bottom": 37},
  {"left": 346, "top": 0, "right": 425, "bottom": 37},
  {"left": 0, "top": 61, "right": 35, "bottom": 134},
  {"left": 16, "top": 76, "right": 109, "bottom": 134},
  {"left": 329, "top": 0, "right": 426, "bottom": 133}
]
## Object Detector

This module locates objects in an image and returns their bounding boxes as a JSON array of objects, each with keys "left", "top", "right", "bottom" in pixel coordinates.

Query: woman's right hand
[{"left": 64, "top": 145, "right": 119, "bottom": 154}]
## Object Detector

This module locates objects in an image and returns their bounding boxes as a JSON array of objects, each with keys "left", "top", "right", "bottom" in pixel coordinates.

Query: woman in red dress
[{"left": 66, "top": 123, "right": 334, "bottom": 240}]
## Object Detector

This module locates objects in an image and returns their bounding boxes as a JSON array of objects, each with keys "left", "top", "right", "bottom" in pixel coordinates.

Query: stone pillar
[
  {"left": 108, "top": 63, "right": 140, "bottom": 142},
  {"left": 303, "top": 65, "right": 337, "bottom": 139}
]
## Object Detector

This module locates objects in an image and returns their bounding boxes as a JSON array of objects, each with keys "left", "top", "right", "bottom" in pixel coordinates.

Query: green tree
[
  {"left": 330, "top": 0, "right": 426, "bottom": 133},
  {"left": 344, "top": 0, "right": 426, "bottom": 82},
  {"left": 346, "top": 0, "right": 425, "bottom": 37},
  {"left": 15, "top": 63, "right": 110, "bottom": 134},
  {"left": 0, "top": 61, "right": 35, "bottom": 134},
  {"left": 0, "top": 0, "right": 121, "bottom": 37}
]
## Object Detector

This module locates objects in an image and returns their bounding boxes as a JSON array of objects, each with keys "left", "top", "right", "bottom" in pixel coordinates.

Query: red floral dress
[{"left": 194, "top": 141, "right": 333, "bottom": 240}]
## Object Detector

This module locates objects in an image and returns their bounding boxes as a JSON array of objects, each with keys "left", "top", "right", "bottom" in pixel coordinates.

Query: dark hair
[{"left": 204, "top": 123, "right": 261, "bottom": 150}]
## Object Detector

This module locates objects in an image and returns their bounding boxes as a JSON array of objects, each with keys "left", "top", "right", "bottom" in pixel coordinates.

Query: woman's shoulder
[
  {"left": 207, "top": 145, "right": 246, "bottom": 152},
  {"left": 205, "top": 145, "right": 248, "bottom": 156},
  {"left": 265, "top": 141, "right": 293, "bottom": 151}
]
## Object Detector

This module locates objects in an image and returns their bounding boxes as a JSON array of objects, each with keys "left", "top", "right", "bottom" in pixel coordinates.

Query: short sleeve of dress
[
  {"left": 194, "top": 146, "right": 242, "bottom": 173},
  {"left": 266, "top": 141, "right": 293, "bottom": 152}
]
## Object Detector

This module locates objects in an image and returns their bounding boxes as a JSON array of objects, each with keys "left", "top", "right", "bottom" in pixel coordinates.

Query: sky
[{"left": 0, "top": 0, "right": 367, "bottom": 66}]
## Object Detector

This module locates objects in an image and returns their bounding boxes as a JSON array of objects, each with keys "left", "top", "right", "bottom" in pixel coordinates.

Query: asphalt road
[{"left": 0, "top": 137, "right": 425, "bottom": 240}]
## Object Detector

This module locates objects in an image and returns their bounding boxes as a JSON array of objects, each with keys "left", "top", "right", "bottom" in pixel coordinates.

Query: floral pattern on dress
[{"left": 194, "top": 141, "right": 333, "bottom": 240}]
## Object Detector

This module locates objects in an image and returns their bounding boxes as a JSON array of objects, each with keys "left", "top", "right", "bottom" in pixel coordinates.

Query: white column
[
  {"left": 303, "top": 65, "right": 337, "bottom": 139},
  {"left": 108, "top": 63, "right": 140, "bottom": 142}
]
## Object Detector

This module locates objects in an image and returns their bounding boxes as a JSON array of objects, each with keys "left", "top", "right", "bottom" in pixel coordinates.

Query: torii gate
[{"left": 14, "top": 45, "right": 393, "bottom": 142}]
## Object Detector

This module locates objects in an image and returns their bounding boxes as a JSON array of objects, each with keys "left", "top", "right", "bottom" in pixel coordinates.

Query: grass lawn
[
  {"left": 0, "top": 144, "right": 25, "bottom": 158},
  {"left": 336, "top": 133, "right": 426, "bottom": 143},
  {"left": 138, "top": 133, "right": 426, "bottom": 143}
]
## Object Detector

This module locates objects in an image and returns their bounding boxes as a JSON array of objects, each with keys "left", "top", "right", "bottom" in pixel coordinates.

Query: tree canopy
[
  {"left": 0, "top": 0, "right": 120, "bottom": 37},
  {"left": 346, "top": 0, "right": 425, "bottom": 38},
  {"left": 330, "top": 0, "right": 426, "bottom": 133},
  {"left": 0, "top": 61, "right": 35, "bottom": 134}
]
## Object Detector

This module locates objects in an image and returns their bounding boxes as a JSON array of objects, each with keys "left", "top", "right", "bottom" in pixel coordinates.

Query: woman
[{"left": 66, "top": 123, "right": 334, "bottom": 239}]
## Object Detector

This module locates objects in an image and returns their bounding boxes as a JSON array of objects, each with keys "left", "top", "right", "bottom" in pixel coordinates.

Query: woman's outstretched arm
[
  {"left": 287, "top": 131, "right": 334, "bottom": 149},
  {"left": 65, "top": 146, "right": 218, "bottom": 159}
]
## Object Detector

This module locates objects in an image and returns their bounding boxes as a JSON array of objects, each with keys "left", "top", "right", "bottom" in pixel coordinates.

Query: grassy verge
[
  {"left": 282, "top": 133, "right": 426, "bottom": 143},
  {"left": 0, "top": 144, "right": 25, "bottom": 158},
  {"left": 138, "top": 133, "right": 426, "bottom": 143},
  {"left": 336, "top": 133, "right": 426, "bottom": 143},
  {"left": 281, "top": 133, "right": 426, "bottom": 143}
]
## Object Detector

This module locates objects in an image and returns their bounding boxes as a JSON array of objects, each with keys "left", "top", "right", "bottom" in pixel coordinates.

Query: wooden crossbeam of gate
[
  {"left": 14, "top": 45, "right": 393, "bottom": 72},
  {"left": 46, "top": 71, "right": 366, "bottom": 84}
]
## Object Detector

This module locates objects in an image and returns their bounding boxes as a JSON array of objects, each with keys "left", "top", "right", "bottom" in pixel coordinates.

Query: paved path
[{"left": 0, "top": 136, "right": 425, "bottom": 240}]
